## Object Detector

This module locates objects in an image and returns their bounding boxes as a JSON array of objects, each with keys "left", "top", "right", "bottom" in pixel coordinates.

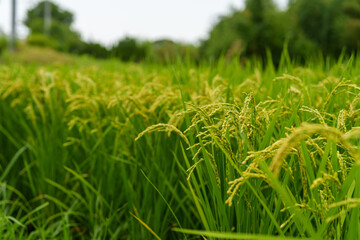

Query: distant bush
[
  {"left": 78, "top": 42, "right": 110, "bottom": 59},
  {"left": 26, "top": 34, "right": 56, "bottom": 48},
  {"left": 111, "top": 37, "right": 149, "bottom": 62},
  {"left": 110, "top": 37, "right": 199, "bottom": 63},
  {"left": 151, "top": 40, "right": 199, "bottom": 63}
]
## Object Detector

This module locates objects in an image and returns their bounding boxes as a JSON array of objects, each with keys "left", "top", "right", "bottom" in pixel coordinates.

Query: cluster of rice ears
[
  {"left": 0, "top": 56, "right": 360, "bottom": 239},
  {"left": 138, "top": 62, "right": 360, "bottom": 239}
]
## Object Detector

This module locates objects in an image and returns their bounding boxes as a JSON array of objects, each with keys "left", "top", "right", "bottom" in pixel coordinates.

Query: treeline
[
  {"left": 18, "top": 0, "right": 360, "bottom": 63},
  {"left": 26, "top": 34, "right": 198, "bottom": 63},
  {"left": 20, "top": 1, "right": 198, "bottom": 63}
]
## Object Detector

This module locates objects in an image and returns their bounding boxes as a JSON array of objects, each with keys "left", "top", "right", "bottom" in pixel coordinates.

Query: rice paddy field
[{"left": 1, "top": 53, "right": 360, "bottom": 239}]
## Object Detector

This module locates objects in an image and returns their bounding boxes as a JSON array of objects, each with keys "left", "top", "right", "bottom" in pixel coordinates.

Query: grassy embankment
[{"left": 1, "top": 51, "right": 360, "bottom": 239}]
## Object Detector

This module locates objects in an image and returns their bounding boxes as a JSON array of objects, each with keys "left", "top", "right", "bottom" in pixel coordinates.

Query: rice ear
[{"left": 270, "top": 123, "right": 360, "bottom": 177}]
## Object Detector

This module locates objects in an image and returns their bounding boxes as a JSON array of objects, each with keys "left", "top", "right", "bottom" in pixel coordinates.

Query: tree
[
  {"left": 336, "top": 0, "right": 360, "bottom": 51},
  {"left": 243, "top": 0, "right": 287, "bottom": 59},
  {"left": 111, "top": 37, "right": 149, "bottom": 62},
  {"left": 292, "top": 0, "right": 360, "bottom": 56},
  {"left": 24, "top": 1, "right": 81, "bottom": 52},
  {"left": 200, "top": 10, "right": 248, "bottom": 59},
  {"left": 24, "top": 1, "right": 73, "bottom": 28},
  {"left": 201, "top": 0, "right": 360, "bottom": 62},
  {"left": 79, "top": 42, "right": 110, "bottom": 59},
  {"left": 200, "top": 0, "right": 287, "bottom": 62}
]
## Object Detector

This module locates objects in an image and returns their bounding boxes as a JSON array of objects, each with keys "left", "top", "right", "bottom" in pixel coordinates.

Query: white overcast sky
[{"left": 0, "top": 0, "right": 288, "bottom": 46}]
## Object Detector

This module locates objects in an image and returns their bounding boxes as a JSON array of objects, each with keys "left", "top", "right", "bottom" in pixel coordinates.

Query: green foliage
[
  {"left": 110, "top": 37, "right": 198, "bottom": 63},
  {"left": 111, "top": 37, "right": 149, "bottom": 62},
  {"left": 151, "top": 39, "right": 198, "bottom": 63},
  {"left": 0, "top": 36, "right": 7, "bottom": 55},
  {"left": 78, "top": 42, "right": 110, "bottom": 59},
  {"left": 337, "top": 0, "right": 360, "bottom": 50},
  {"left": 200, "top": 11, "right": 245, "bottom": 59},
  {"left": 24, "top": 1, "right": 73, "bottom": 27},
  {"left": 201, "top": 0, "right": 288, "bottom": 63},
  {"left": 151, "top": 39, "right": 181, "bottom": 62},
  {"left": 292, "top": 0, "right": 341, "bottom": 55},
  {"left": 290, "top": 0, "right": 360, "bottom": 56},
  {"left": 202, "top": 0, "right": 360, "bottom": 63},
  {"left": 24, "top": 1, "right": 81, "bottom": 53},
  {"left": 26, "top": 33, "right": 56, "bottom": 48},
  {"left": 201, "top": 0, "right": 287, "bottom": 63}
]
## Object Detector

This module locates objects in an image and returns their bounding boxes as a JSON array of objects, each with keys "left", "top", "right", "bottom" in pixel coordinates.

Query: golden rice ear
[
  {"left": 337, "top": 109, "right": 348, "bottom": 132},
  {"left": 299, "top": 105, "right": 326, "bottom": 125},
  {"left": 135, "top": 123, "right": 190, "bottom": 146},
  {"left": 270, "top": 123, "right": 360, "bottom": 177},
  {"left": 322, "top": 78, "right": 351, "bottom": 111}
]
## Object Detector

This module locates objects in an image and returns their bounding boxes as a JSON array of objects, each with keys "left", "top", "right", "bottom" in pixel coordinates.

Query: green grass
[{"left": 0, "top": 54, "right": 360, "bottom": 239}]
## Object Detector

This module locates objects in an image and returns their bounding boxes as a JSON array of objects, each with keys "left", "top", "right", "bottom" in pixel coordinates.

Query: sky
[{"left": 0, "top": 0, "right": 288, "bottom": 46}]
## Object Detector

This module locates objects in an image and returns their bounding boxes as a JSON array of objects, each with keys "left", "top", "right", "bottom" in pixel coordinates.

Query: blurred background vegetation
[{"left": 1, "top": 0, "right": 360, "bottom": 64}]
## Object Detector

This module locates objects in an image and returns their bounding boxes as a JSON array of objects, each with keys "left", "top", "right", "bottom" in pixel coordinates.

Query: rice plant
[{"left": 0, "top": 55, "right": 360, "bottom": 239}]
